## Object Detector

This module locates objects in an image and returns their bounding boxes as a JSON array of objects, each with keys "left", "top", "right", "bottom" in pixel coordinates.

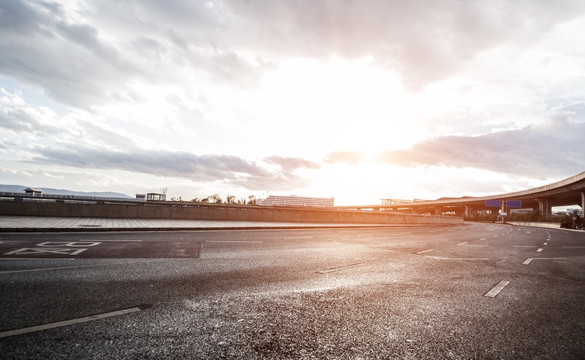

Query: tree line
[{"left": 168, "top": 194, "right": 257, "bottom": 205}]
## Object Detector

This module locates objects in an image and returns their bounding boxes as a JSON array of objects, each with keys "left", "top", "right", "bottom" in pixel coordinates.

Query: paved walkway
[{"left": 0, "top": 216, "right": 405, "bottom": 232}]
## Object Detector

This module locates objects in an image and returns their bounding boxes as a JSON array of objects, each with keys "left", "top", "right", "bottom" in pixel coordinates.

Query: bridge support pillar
[
  {"left": 435, "top": 207, "right": 443, "bottom": 215},
  {"left": 581, "top": 192, "right": 585, "bottom": 214},
  {"left": 537, "top": 198, "right": 551, "bottom": 219},
  {"left": 464, "top": 205, "right": 472, "bottom": 218}
]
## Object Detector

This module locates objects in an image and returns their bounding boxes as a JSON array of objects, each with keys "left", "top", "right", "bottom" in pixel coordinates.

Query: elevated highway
[{"left": 338, "top": 171, "right": 585, "bottom": 218}]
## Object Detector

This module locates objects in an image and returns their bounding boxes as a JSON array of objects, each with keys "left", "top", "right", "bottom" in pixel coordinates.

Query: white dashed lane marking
[
  {"left": 485, "top": 281, "right": 510, "bottom": 298},
  {"left": 318, "top": 262, "right": 366, "bottom": 274},
  {"left": 522, "top": 258, "right": 568, "bottom": 265},
  {"left": 205, "top": 240, "right": 263, "bottom": 243},
  {"left": 425, "top": 256, "right": 490, "bottom": 261},
  {"left": 0, "top": 306, "right": 144, "bottom": 338},
  {"left": 416, "top": 249, "right": 434, "bottom": 254}
]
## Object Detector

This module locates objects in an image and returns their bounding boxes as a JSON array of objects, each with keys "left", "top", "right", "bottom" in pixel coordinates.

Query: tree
[
  {"left": 247, "top": 195, "right": 257, "bottom": 205},
  {"left": 208, "top": 194, "right": 222, "bottom": 204},
  {"left": 226, "top": 194, "right": 236, "bottom": 204}
]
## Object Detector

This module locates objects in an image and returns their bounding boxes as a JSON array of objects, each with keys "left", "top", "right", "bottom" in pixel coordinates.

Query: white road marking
[
  {"left": 283, "top": 236, "right": 314, "bottom": 240},
  {"left": 0, "top": 307, "right": 142, "bottom": 338},
  {"left": 543, "top": 243, "right": 548, "bottom": 246},
  {"left": 416, "top": 249, "right": 434, "bottom": 254},
  {"left": 537, "top": 248, "right": 543, "bottom": 252},
  {"left": 318, "top": 262, "right": 366, "bottom": 274},
  {"left": 205, "top": 240, "right": 262, "bottom": 244},
  {"left": 523, "top": 258, "right": 568, "bottom": 265},
  {"left": 425, "top": 256, "right": 490, "bottom": 261},
  {"left": 0, "top": 258, "right": 76, "bottom": 261},
  {"left": 4, "top": 248, "right": 89, "bottom": 256},
  {"left": 479, "top": 238, "right": 487, "bottom": 241},
  {"left": 0, "top": 263, "right": 123, "bottom": 274},
  {"left": 457, "top": 242, "right": 468, "bottom": 246},
  {"left": 485, "top": 281, "right": 510, "bottom": 298},
  {"left": 513, "top": 246, "right": 538, "bottom": 248},
  {"left": 80, "top": 239, "right": 143, "bottom": 242}
]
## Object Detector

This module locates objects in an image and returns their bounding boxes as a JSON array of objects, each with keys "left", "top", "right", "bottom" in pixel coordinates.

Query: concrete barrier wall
[
  {"left": 0, "top": 200, "right": 463, "bottom": 225},
  {"left": 507, "top": 221, "right": 560, "bottom": 229}
]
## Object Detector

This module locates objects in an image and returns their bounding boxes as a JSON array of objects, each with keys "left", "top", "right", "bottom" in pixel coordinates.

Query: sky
[{"left": 1, "top": 0, "right": 585, "bottom": 205}]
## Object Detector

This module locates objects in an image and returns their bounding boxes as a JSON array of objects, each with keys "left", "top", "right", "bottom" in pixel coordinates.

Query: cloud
[
  {"left": 324, "top": 112, "right": 585, "bottom": 179},
  {"left": 28, "top": 146, "right": 312, "bottom": 191},
  {"left": 377, "top": 120, "right": 585, "bottom": 178},
  {"left": 4, "top": 0, "right": 584, "bottom": 114},
  {"left": 0, "top": 0, "right": 266, "bottom": 109},
  {"left": 0, "top": 89, "right": 62, "bottom": 134},
  {"left": 265, "top": 156, "right": 321, "bottom": 172},
  {"left": 0, "top": 1, "right": 142, "bottom": 108},
  {"left": 0, "top": 0, "right": 46, "bottom": 36},
  {"left": 227, "top": 0, "right": 585, "bottom": 89},
  {"left": 0, "top": 89, "right": 140, "bottom": 150}
]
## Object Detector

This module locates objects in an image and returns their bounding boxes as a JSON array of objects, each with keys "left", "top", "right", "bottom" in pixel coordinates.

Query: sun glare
[{"left": 254, "top": 57, "right": 427, "bottom": 157}]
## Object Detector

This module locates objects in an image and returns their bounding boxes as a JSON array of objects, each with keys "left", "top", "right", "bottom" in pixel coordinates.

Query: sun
[{"left": 252, "top": 56, "right": 428, "bottom": 158}]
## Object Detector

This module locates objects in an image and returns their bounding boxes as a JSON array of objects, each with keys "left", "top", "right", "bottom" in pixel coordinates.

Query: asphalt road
[{"left": 1, "top": 223, "right": 585, "bottom": 359}]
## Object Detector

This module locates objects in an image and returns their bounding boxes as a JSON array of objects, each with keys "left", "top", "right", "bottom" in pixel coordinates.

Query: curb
[{"left": 0, "top": 224, "right": 429, "bottom": 233}]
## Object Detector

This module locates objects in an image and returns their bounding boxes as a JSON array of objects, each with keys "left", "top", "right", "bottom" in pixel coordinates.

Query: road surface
[{"left": 1, "top": 223, "right": 585, "bottom": 359}]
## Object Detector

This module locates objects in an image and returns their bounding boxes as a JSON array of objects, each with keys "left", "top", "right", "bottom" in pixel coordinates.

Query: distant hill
[{"left": 0, "top": 185, "right": 132, "bottom": 199}]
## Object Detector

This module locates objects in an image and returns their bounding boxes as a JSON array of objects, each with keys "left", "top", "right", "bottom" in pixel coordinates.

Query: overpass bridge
[
  {"left": 338, "top": 171, "right": 585, "bottom": 218},
  {"left": 2, "top": 171, "right": 583, "bottom": 221}
]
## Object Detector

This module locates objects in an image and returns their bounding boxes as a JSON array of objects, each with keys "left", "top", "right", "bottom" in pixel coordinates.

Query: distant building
[
  {"left": 257, "top": 195, "right": 334, "bottom": 207},
  {"left": 509, "top": 208, "right": 534, "bottom": 214},
  {"left": 146, "top": 193, "right": 166, "bottom": 201},
  {"left": 23, "top": 188, "right": 43, "bottom": 196},
  {"left": 135, "top": 194, "right": 146, "bottom": 201},
  {"left": 381, "top": 198, "right": 414, "bottom": 206}
]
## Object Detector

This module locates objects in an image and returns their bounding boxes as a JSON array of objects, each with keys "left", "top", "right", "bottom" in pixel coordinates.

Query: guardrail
[{"left": 0, "top": 192, "right": 144, "bottom": 203}]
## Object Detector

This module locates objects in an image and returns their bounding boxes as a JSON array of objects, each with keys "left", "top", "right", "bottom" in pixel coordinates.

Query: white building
[{"left": 257, "top": 195, "right": 334, "bottom": 207}]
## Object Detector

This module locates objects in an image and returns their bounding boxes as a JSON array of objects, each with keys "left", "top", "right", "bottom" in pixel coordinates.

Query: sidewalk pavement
[{"left": 0, "top": 216, "right": 409, "bottom": 232}]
